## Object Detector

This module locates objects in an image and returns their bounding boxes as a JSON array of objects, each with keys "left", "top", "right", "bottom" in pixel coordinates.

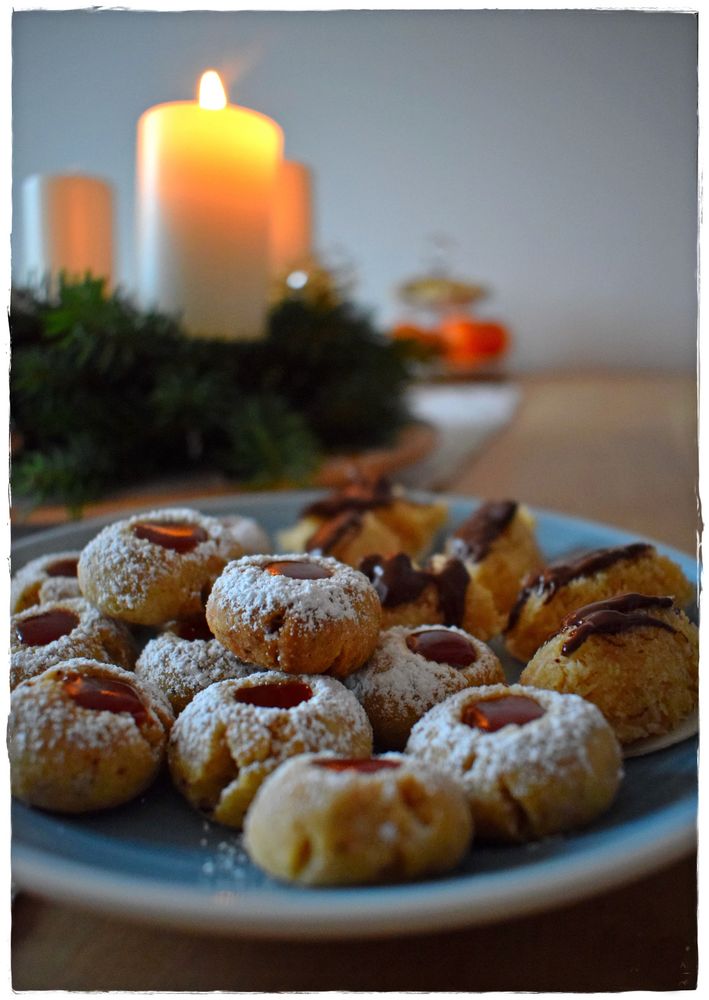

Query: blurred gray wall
[{"left": 11, "top": 9, "right": 697, "bottom": 371}]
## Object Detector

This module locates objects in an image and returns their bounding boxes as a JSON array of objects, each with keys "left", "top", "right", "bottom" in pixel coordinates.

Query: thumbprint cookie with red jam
[
  {"left": 135, "top": 611, "right": 265, "bottom": 716},
  {"left": 10, "top": 597, "right": 137, "bottom": 690},
  {"left": 244, "top": 752, "right": 473, "bottom": 886},
  {"left": 77, "top": 507, "right": 247, "bottom": 626},
  {"left": 168, "top": 671, "right": 373, "bottom": 829},
  {"left": 406, "top": 683, "right": 622, "bottom": 843},
  {"left": 520, "top": 593, "right": 698, "bottom": 746},
  {"left": 10, "top": 550, "right": 82, "bottom": 613},
  {"left": 205, "top": 554, "right": 382, "bottom": 678},
  {"left": 344, "top": 625, "right": 505, "bottom": 751},
  {"left": 445, "top": 500, "right": 545, "bottom": 618},
  {"left": 504, "top": 541, "right": 694, "bottom": 662},
  {"left": 9, "top": 658, "right": 173, "bottom": 813}
]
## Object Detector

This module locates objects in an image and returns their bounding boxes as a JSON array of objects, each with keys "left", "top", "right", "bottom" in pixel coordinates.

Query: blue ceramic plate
[{"left": 10, "top": 492, "right": 698, "bottom": 938}]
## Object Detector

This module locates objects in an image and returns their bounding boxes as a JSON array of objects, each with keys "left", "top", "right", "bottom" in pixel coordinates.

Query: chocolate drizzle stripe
[
  {"left": 359, "top": 553, "right": 469, "bottom": 627},
  {"left": 306, "top": 510, "right": 364, "bottom": 554},
  {"left": 449, "top": 500, "right": 518, "bottom": 562},
  {"left": 303, "top": 477, "right": 393, "bottom": 518},
  {"left": 559, "top": 593, "right": 676, "bottom": 654},
  {"left": 505, "top": 542, "right": 654, "bottom": 633}
]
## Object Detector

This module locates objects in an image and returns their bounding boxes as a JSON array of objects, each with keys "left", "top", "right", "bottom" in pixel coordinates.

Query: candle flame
[{"left": 199, "top": 70, "right": 227, "bottom": 110}]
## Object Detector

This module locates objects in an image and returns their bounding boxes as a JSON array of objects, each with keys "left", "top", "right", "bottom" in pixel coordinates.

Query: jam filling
[
  {"left": 559, "top": 592, "right": 676, "bottom": 655},
  {"left": 235, "top": 680, "right": 313, "bottom": 709},
  {"left": 406, "top": 628, "right": 478, "bottom": 667},
  {"left": 449, "top": 500, "right": 518, "bottom": 562},
  {"left": 359, "top": 553, "right": 469, "bottom": 627},
  {"left": 462, "top": 695, "right": 545, "bottom": 732},
  {"left": 45, "top": 557, "right": 79, "bottom": 578},
  {"left": 132, "top": 521, "right": 208, "bottom": 553},
  {"left": 303, "top": 476, "right": 393, "bottom": 518},
  {"left": 63, "top": 673, "right": 148, "bottom": 725},
  {"left": 174, "top": 612, "right": 214, "bottom": 642},
  {"left": 505, "top": 542, "right": 653, "bottom": 632},
  {"left": 16, "top": 608, "right": 80, "bottom": 647},
  {"left": 265, "top": 560, "right": 332, "bottom": 580},
  {"left": 313, "top": 758, "right": 401, "bottom": 773}
]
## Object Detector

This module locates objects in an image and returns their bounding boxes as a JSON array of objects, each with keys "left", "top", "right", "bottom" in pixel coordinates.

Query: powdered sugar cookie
[
  {"left": 219, "top": 514, "right": 271, "bottom": 554},
  {"left": 135, "top": 614, "right": 263, "bottom": 715},
  {"left": 244, "top": 752, "right": 473, "bottom": 885},
  {"left": 168, "top": 671, "right": 373, "bottom": 828},
  {"left": 78, "top": 507, "right": 247, "bottom": 626},
  {"left": 504, "top": 542, "right": 694, "bottom": 662},
  {"left": 345, "top": 625, "right": 505, "bottom": 750},
  {"left": 205, "top": 554, "right": 382, "bottom": 678},
  {"left": 446, "top": 500, "right": 545, "bottom": 617},
  {"left": 10, "top": 597, "right": 137, "bottom": 690},
  {"left": 358, "top": 551, "right": 503, "bottom": 641},
  {"left": 520, "top": 593, "right": 698, "bottom": 746},
  {"left": 9, "top": 658, "right": 173, "bottom": 813},
  {"left": 11, "top": 551, "right": 81, "bottom": 613},
  {"left": 406, "top": 683, "right": 622, "bottom": 842}
]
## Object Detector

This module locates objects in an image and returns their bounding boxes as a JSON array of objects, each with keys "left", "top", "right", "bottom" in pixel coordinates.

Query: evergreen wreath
[{"left": 10, "top": 277, "right": 417, "bottom": 514}]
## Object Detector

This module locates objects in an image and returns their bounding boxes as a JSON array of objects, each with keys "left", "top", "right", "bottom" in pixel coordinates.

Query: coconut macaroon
[
  {"left": 277, "top": 477, "right": 447, "bottom": 565},
  {"left": 446, "top": 500, "right": 545, "bottom": 618},
  {"left": 77, "top": 507, "right": 247, "bottom": 626},
  {"left": 519, "top": 593, "right": 699, "bottom": 746},
  {"left": 503, "top": 541, "right": 694, "bottom": 662},
  {"left": 10, "top": 551, "right": 82, "bottom": 613},
  {"left": 135, "top": 614, "right": 264, "bottom": 715},
  {"left": 9, "top": 658, "right": 173, "bottom": 813},
  {"left": 205, "top": 554, "right": 382, "bottom": 678},
  {"left": 406, "top": 683, "right": 623, "bottom": 843},
  {"left": 10, "top": 597, "right": 137, "bottom": 690},
  {"left": 168, "top": 672, "right": 373, "bottom": 829},
  {"left": 345, "top": 625, "right": 505, "bottom": 750},
  {"left": 357, "top": 552, "right": 503, "bottom": 642},
  {"left": 243, "top": 752, "right": 473, "bottom": 886}
]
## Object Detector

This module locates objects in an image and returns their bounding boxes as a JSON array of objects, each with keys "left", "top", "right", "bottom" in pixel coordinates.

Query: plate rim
[
  {"left": 11, "top": 800, "right": 697, "bottom": 938},
  {"left": 10, "top": 490, "right": 699, "bottom": 937}
]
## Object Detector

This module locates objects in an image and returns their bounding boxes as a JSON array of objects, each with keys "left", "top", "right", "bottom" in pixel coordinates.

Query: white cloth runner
[{"left": 399, "top": 381, "right": 521, "bottom": 490}]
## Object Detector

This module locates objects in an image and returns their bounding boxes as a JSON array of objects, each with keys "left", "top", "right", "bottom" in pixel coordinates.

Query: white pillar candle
[
  {"left": 136, "top": 69, "right": 283, "bottom": 340},
  {"left": 22, "top": 173, "right": 114, "bottom": 290},
  {"left": 270, "top": 159, "right": 314, "bottom": 277}
]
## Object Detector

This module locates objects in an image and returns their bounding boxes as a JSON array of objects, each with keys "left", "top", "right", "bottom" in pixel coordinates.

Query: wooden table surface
[{"left": 11, "top": 370, "right": 699, "bottom": 991}]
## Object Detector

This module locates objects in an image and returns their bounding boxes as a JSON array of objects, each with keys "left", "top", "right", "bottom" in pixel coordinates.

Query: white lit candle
[
  {"left": 270, "top": 159, "right": 314, "bottom": 277},
  {"left": 22, "top": 173, "right": 114, "bottom": 289},
  {"left": 136, "top": 69, "right": 283, "bottom": 340}
]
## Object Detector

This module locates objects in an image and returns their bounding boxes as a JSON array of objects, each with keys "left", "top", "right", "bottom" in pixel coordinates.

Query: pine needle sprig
[{"left": 10, "top": 277, "right": 416, "bottom": 511}]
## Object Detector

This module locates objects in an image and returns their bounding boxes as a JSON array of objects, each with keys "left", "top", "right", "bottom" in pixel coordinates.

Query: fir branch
[{"left": 9, "top": 277, "right": 415, "bottom": 509}]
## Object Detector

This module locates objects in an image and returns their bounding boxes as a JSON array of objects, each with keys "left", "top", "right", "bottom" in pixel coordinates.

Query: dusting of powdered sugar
[
  {"left": 77, "top": 507, "right": 246, "bottom": 612},
  {"left": 218, "top": 515, "right": 271, "bottom": 555},
  {"left": 206, "top": 554, "right": 378, "bottom": 632},
  {"left": 198, "top": 827, "right": 252, "bottom": 883},
  {"left": 170, "top": 672, "right": 373, "bottom": 779},
  {"left": 345, "top": 625, "right": 504, "bottom": 720},
  {"left": 135, "top": 633, "right": 264, "bottom": 713},
  {"left": 8, "top": 659, "right": 171, "bottom": 762},
  {"left": 10, "top": 550, "right": 82, "bottom": 612},
  {"left": 406, "top": 683, "right": 623, "bottom": 798},
  {"left": 10, "top": 597, "right": 136, "bottom": 687}
]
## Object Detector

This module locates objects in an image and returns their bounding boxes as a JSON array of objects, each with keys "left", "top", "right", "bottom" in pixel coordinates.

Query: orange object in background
[{"left": 439, "top": 314, "right": 510, "bottom": 367}]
